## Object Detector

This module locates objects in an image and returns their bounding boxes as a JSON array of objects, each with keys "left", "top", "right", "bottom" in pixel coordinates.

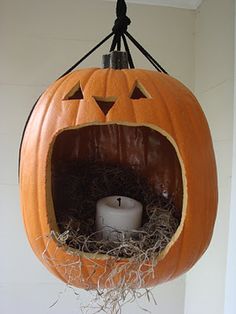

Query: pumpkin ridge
[
  {"left": 154, "top": 75, "right": 195, "bottom": 275},
  {"left": 158, "top": 74, "right": 217, "bottom": 276},
  {"left": 36, "top": 79, "right": 68, "bottom": 261},
  {"left": 122, "top": 69, "right": 138, "bottom": 123},
  {"left": 146, "top": 71, "right": 176, "bottom": 136},
  {"left": 27, "top": 77, "right": 69, "bottom": 268},
  {"left": 144, "top": 72, "right": 188, "bottom": 275},
  {"left": 74, "top": 68, "right": 101, "bottom": 124},
  {"left": 129, "top": 70, "right": 161, "bottom": 125},
  {"left": 82, "top": 68, "right": 102, "bottom": 99},
  {"left": 104, "top": 68, "right": 113, "bottom": 118}
]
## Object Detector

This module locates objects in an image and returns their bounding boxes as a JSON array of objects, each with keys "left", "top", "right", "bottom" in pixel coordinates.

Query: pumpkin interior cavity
[{"left": 50, "top": 124, "right": 183, "bottom": 256}]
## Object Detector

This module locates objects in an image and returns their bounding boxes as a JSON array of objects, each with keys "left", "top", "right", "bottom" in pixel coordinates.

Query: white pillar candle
[{"left": 96, "top": 195, "right": 143, "bottom": 240}]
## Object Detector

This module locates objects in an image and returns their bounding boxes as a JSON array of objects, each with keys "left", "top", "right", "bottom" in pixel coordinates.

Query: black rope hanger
[{"left": 59, "top": 0, "right": 168, "bottom": 79}]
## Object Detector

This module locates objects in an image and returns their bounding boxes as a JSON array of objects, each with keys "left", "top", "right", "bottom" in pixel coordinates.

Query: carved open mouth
[{"left": 49, "top": 123, "right": 183, "bottom": 253}]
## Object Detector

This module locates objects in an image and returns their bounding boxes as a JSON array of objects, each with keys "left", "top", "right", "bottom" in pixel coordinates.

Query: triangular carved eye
[
  {"left": 130, "top": 82, "right": 151, "bottom": 99},
  {"left": 94, "top": 97, "right": 116, "bottom": 115},
  {"left": 64, "top": 83, "right": 84, "bottom": 100}
]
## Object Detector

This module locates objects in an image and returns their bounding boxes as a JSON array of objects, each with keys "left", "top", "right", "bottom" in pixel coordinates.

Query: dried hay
[{"left": 44, "top": 161, "right": 181, "bottom": 313}]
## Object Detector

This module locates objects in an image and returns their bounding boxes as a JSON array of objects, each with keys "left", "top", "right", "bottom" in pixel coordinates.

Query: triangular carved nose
[{"left": 94, "top": 97, "right": 116, "bottom": 115}]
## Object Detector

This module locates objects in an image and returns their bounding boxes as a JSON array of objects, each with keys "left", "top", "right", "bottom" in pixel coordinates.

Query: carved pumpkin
[{"left": 19, "top": 67, "right": 217, "bottom": 289}]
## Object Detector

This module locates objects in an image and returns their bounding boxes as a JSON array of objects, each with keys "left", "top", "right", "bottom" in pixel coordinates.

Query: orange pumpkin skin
[{"left": 20, "top": 68, "right": 218, "bottom": 289}]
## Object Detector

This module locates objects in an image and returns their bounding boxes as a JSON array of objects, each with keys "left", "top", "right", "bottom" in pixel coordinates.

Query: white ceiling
[{"left": 107, "top": 0, "right": 203, "bottom": 10}]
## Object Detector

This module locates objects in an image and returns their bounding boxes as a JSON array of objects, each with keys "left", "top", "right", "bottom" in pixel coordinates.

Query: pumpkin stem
[
  {"left": 109, "top": 0, "right": 134, "bottom": 68},
  {"left": 102, "top": 51, "right": 129, "bottom": 69}
]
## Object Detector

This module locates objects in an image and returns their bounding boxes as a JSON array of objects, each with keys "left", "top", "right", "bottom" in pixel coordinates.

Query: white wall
[
  {"left": 224, "top": 3, "right": 236, "bottom": 314},
  {"left": 0, "top": 1, "right": 196, "bottom": 313},
  {"left": 185, "top": 1, "right": 235, "bottom": 314}
]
